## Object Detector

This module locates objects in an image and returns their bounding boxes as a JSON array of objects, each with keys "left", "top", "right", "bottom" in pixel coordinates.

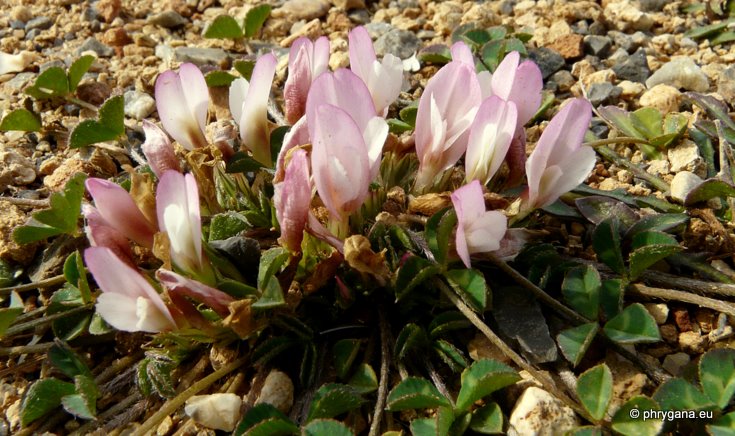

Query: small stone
[
  {"left": 272, "top": 0, "right": 331, "bottom": 21},
  {"left": 373, "top": 29, "right": 420, "bottom": 59},
  {"left": 174, "top": 47, "right": 230, "bottom": 68},
  {"left": 618, "top": 80, "right": 646, "bottom": 99},
  {"left": 694, "top": 309, "right": 716, "bottom": 333},
  {"left": 604, "top": 2, "right": 654, "bottom": 32},
  {"left": 348, "top": 9, "right": 370, "bottom": 24},
  {"left": 97, "top": 0, "right": 121, "bottom": 23},
  {"left": 646, "top": 159, "right": 670, "bottom": 176},
  {"left": 76, "top": 82, "right": 112, "bottom": 106},
  {"left": 668, "top": 140, "right": 704, "bottom": 175},
  {"left": 0, "top": 200, "right": 37, "bottom": 264},
  {"left": 10, "top": 6, "right": 32, "bottom": 22},
  {"left": 644, "top": 303, "right": 669, "bottom": 325},
  {"left": 662, "top": 352, "right": 690, "bottom": 376},
  {"left": 330, "top": 0, "right": 365, "bottom": 10},
  {"left": 25, "top": 16, "right": 53, "bottom": 32},
  {"left": 148, "top": 10, "right": 189, "bottom": 28},
  {"left": 673, "top": 307, "right": 692, "bottom": 332},
  {"left": 508, "top": 387, "right": 579, "bottom": 436},
  {"left": 546, "top": 34, "right": 584, "bottom": 60},
  {"left": 255, "top": 370, "right": 294, "bottom": 413},
  {"left": 102, "top": 28, "right": 131, "bottom": 46},
  {"left": 468, "top": 333, "right": 513, "bottom": 364},
  {"left": 528, "top": 47, "right": 565, "bottom": 79},
  {"left": 77, "top": 37, "right": 114, "bottom": 57},
  {"left": 646, "top": 57, "right": 710, "bottom": 92},
  {"left": 364, "top": 22, "right": 393, "bottom": 39},
  {"left": 587, "top": 82, "right": 622, "bottom": 106},
  {"left": 717, "top": 65, "right": 735, "bottom": 101},
  {"left": 679, "top": 331, "right": 706, "bottom": 354},
  {"left": 430, "top": 1, "right": 463, "bottom": 36},
  {"left": 639, "top": 84, "right": 681, "bottom": 113},
  {"left": 638, "top": 0, "right": 667, "bottom": 11},
  {"left": 123, "top": 91, "right": 156, "bottom": 120},
  {"left": 612, "top": 48, "right": 650, "bottom": 83},
  {"left": 156, "top": 416, "right": 174, "bottom": 436},
  {"left": 0, "top": 52, "right": 38, "bottom": 76},
  {"left": 43, "top": 159, "right": 99, "bottom": 192},
  {"left": 606, "top": 356, "right": 649, "bottom": 413},
  {"left": 583, "top": 35, "right": 612, "bottom": 57},
  {"left": 185, "top": 393, "right": 242, "bottom": 432},
  {"left": 670, "top": 171, "right": 703, "bottom": 203},
  {"left": 660, "top": 324, "right": 678, "bottom": 343},
  {"left": 550, "top": 70, "right": 575, "bottom": 92},
  {"left": 0, "top": 151, "right": 36, "bottom": 187},
  {"left": 608, "top": 31, "right": 634, "bottom": 52}
]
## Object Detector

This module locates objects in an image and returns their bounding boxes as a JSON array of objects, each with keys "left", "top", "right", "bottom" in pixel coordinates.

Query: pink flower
[
  {"left": 451, "top": 180, "right": 508, "bottom": 268},
  {"left": 141, "top": 120, "right": 181, "bottom": 178},
  {"left": 85, "top": 247, "right": 176, "bottom": 332},
  {"left": 155, "top": 63, "right": 209, "bottom": 150},
  {"left": 348, "top": 26, "right": 403, "bottom": 116},
  {"left": 82, "top": 204, "right": 134, "bottom": 264},
  {"left": 490, "top": 51, "right": 543, "bottom": 127},
  {"left": 85, "top": 178, "right": 157, "bottom": 248},
  {"left": 524, "top": 98, "right": 595, "bottom": 209},
  {"left": 284, "top": 37, "right": 330, "bottom": 124},
  {"left": 156, "top": 171, "right": 208, "bottom": 276},
  {"left": 465, "top": 96, "right": 518, "bottom": 185},
  {"left": 274, "top": 148, "right": 312, "bottom": 252},
  {"left": 450, "top": 42, "right": 492, "bottom": 98},
  {"left": 156, "top": 269, "right": 234, "bottom": 318},
  {"left": 229, "top": 53, "right": 277, "bottom": 166},
  {"left": 414, "top": 61, "right": 482, "bottom": 190}
]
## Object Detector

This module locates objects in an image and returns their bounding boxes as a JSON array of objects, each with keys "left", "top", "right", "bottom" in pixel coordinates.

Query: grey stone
[
  {"left": 347, "top": 9, "right": 370, "bottom": 24},
  {"left": 124, "top": 91, "right": 156, "bottom": 121},
  {"left": 670, "top": 171, "right": 703, "bottom": 203},
  {"left": 148, "top": 10, "right": 188, "bottom": 28},
  {"left": 587, "top": 82, "right": 622, "bottom": 106},
  {"left": 25, "top": 29, "right": 41, "bottom": 41},
  {"left": 25, "top": 16, "right": 53, "bottom": 32},
  {"left": 509, "top": 387, "right": 579, "bottom": 436},
  {"left": 493, "top": 288, "right": 557, "bottom": 363},
  {"left": 588, "top": 21, "right": 607, "bottom": 35},
  {"left": 638, "top": 0, "right": 667, "bottom": 11},
  {"left": 173, "top": 47, "right": 230, "bottom": 68},
  {"left": 613, "top": 48, "right": 650, "bottom": 83},
  {"left": 39, "top": 60, "right": 65, "bottom": 72},
  {"left": 528, "top": 48, "right": 565, "bottom": 79},
  {"left": 583, "top": 35, "right": 611, "bottom": 57},
  {"left": 607, "top": 47, "right": 629, "bottom": 65},
  {"left": 77, "top": 37, "right": 114, "bottom": 57},
  {"left": 374, "top": 29, "right": 420, "bottom": 59},
  {"left": 631, "top": 31, "right": 650, "bottom": 49},
  {"left": 364, "top": 22, "right": 394, "bottom": 40},
  {"left": 550, "top": 70, "right": 574, "bottom": 92},
  {"left": 608, "top": 30, "right": 634, "bottom": 52},
  {"left": 3, "top": 72, "right": 35, "bottom": 92},
  {"left": 646, "top": 57, "right": 710, "bottom": 92},
  {"left": 10, "top": 20, "right": 25, "bottom": 30},
  {"left": 717, "top": 65, "right": 735, "bottom": 101},
  {"left": 83, "top": 6, "right": 100, "bottom": 22}
]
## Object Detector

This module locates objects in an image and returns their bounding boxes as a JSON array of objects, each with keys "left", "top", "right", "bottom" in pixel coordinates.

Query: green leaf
[
  {"left": 709, "top": 411, "right": 735, "bottom": 436},
  {"left": 575, "top": 196, "right": 638, "bottom": 226},
  {"left": 625, "top": 213, "right": 689, "bottom": 239},
  {"left": 469, "top": 402, "right": 504, "bottom": 434},
  {"left": 348, "top": 363, "right": 378, "bottom": 394},
  {"left": 597, "top": 106, "right": 646, "bottom": 140},
  {"left": 711, "top": 30, "right": 735, "bottom": 45},
  {"left": 253, "top": 276, "right": 285, "bottom": 310},
  {"left": 444, "top": 269, "right": 488, "bottom": 313},
  {"left": 425, "top": 207, "right": 457, "bottom": 266},
  {"left": 61, "top": 375, "right": 98, "bottom": 420},
  {"left": 0, "top": 306, "right": 23, "bottom": 338},
  {"left": 433, "top": 339, "right": 468, "bottom": 372},
  {"left": 257, "top": 247, "right": 290, "bottom": 291},
  {"left": 68, "top": 55, "right": 95, "bottom": 92},
  {"left": 69, "top": 95, "right": 126, "bottom": 148},
  {"left": 399, "top": 104, "right": 418, "bottom": 127},
  {"left": 599, "top": 278, "right": 624, "bottom": 319},
  {"left": 203, "top": 15, "right": 244, "bottom": 39},
  {"left": 455, "top": 359, "right": 520, "bottom": 412},
  {"left": 577, "top": 364, "right": 613, "bottom": 421},
  {"left": 417, "top": 44, "right": 452, "bottom": 64},
  {"left": 234, "top": 60, "right": 256, "bottom": 80},
  {"left": 226, "top": 151, "right": 266, "bottom": 173},
  {"left": 592, "top": 217, "right": 625, "bottom": 275},
  {"left": 685, "top": 92, "right": 735, "bottom": 131},
  {"left": 386, "top": 377, "right": 451, "bottom": 411},
  {"left": 306, "top": 384, "right": 364, "bottom": 422},
  {"left": 630, "top": 231, "right": 679, "bottom": 251},
  {"left": 243, "top": 4, "right": 271, "bottom": 38},
  {"left": 394, "top": 323, "right": 428, "bottom": 360},
  {"left": 26, "top": 67, "right": 69, "bottom": 99},
  {"left": 49, "top": 341, "right": 92, "bottom": 379},
  {"left": 630, "top": 107, "right": 664, "bottom": 139},
  {"left": 480, "top": 40, "right": 506, "bottom": 72},
  {"left": 13, "top": 172, "right": 87, "bottom": 244},
  {"left": 410, "top": 417, "right": 438, "bottom": 436},
  {"left": 251, "top": 336, "right": 295, "bottom": 366},
  {"left": 0, "top": 108, "right": 42, "bottom": 132},
  {"left": 141, "top": 356, "right": 177, "bottom": 398},
  {"left": 205, "top": 70, "right": 237, "bottom": 87},
  {"left": 561, "top": 265, "right": 601, "bottom": 320},
  {"left": 333, "top": 339, "right": 361, "bottom": 380},
  {"left": 568, "top": 427, "right": 603, "bottom": 436},
  {"left": 700, "top": 348, "right": 735, "bottom": 409},
  {"left": 428, "top": 311, "right": 472, "bottom": 339},
  {"left": 300, "top": 343, "right": 317, "bottom": 389},
  {"left": 303, "top": 419, "right": 354, "bottom": 436},
  {"left": 652, "top": 378, "right": 715, "bottom": 411},
  {"left": 387, "top": 118, "right": 413, "bottom": 134},
  {"left": 628, "top": 243, "right": 682, "bottom": 280},
  {"left": 209, "top": 212, "right": 250, "bottom": 241},
  {"left": 557, "top": 323, "right": 599, "bottom": 367},
  {"left": 20, "top": 378, "right": 76, "bottom": 426},
  {"left": 462, "top": 29, "right": 491, "bottom": 47},
  {"left": 611, "top": 396, "right": 663, "bottom": 436},
  {"left": 0, "top": 260, "right": 22, "bottom": 287},
  {"left": 63, "top": 251, "right": 91, "bottom": 304},
  {"left": 685, "top": 19, "right": 734, "bottom": 39},
  {"left": 234, "top": 403, "right": 298, "bottom": 436},
  {"left": 604, "top": 303, "right": 661, "bottom": 344},
  {"left": 394, "top": 255, "right": 440, "bottom": 301},
  {"left": 684, "top": 179, "right": 735, "bottom": 205}
]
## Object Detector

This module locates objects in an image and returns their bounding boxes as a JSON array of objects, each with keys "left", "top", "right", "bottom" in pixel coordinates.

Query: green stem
[
  {"left": 4, "top": 304, "right": 93, "bottom": 337},
  {"left": 584, "top": 137, "right": 650, "bottom": 148},
  {"left": 130, "top": 356, "right": 248, "bottom": 436},
  {"left": 65, "top": 96, "right": 98, "bottom": 113},
  {"left": 0, "top": 274, "right": 66, "bottom": 294},
  {"left": 595, "top": 145, "right": 670, "bottom": 193}
]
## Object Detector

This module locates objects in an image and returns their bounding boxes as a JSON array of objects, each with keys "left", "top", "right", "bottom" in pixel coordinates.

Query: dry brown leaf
[
  {"left": 408, "top": 192, "right": 452, "bottom": 216},
  {"left": 344, "top": 235, "right": 389, "bottom": 286},
  {"left": 124, "top": 164, "right": 157, "bottom": 227},
  {"left": 303, "top": 251, "right": 343, "bottom": 295},
  {"left": 224, "top": 299, "right": 255, "bottom": 339},
  {"left": 153, "top": 231, "right": 172, "bottom": 270}
]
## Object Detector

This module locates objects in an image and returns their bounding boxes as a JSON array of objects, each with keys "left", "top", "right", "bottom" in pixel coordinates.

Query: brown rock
[
  {"left": 660, "top": 324, "right": 678, "bottom": 343},
  {"left": 43, "top": 159, "right": 99, "bottom": 192},
  {"left": 679, "top": 331, "right": 706, "bottom": 354},
  {"left": 329, "top": 0, "right": 365, "bottom": 10},
  {"left": 76, "top": 82, "right": 112, "bottom": 106},
  {"left": 97, "top": 0, "right": 122, "bottom": 23},
  {"left": 546, "top": 34, "right": 584, "bottom": 60},
  {"left": 0, "top": 151, "right": 36, "bottom": 187},
  {"left": 0, "top": 201, "right": 37, "bottom": 264},
  {"left": 673, "top": 307, "right": 692, "bottom": 332},
  {"left": 102, "top": 28, "right": 131, "bottom": 46}
]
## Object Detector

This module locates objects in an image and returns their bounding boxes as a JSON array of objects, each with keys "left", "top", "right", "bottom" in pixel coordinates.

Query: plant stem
[
  {"left": 267, "top": 98, "right": 286, "bottom": 126},
  {"left": 66, "top": 96, "right": 99, "bottom": 112},
  {"left": 94, "top": 352, "right": 144, "bottom": 385},
  {"left": 0, "top": 274, "right": 66, "bottom": 294},
  {"left": 436, "top": 279, "right": 594, "bottom": 423},
  {"left": 584, "top": 137, "right": 650, "bottom": 148},
  {"left": 0, "top": 197, "right": 50, "bottom": 208},
  {"left": 369, "top": 310, "right": 391, "bottom": 436},
  {"left": 629, "top": 283, "right": 735, "bottom": 317},
  {"left": 595, "top": 145, "right": 671, "bottom": 193},
  {"left": 4, "top": 304, "right": 93, "bottom": 337},
  {"left": 70, "top": 392, "right": 143, "bottom": 436},
  {"left": 131, "top": 356, "right": 248, "bottom": 436},
  {"left": 0, "top": 342, "right": 55, "bottom": 356}
]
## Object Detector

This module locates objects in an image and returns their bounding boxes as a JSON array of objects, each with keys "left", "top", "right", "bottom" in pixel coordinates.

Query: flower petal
[
  {"left": 466, "top": 211, "right": 507, "bottom": 253},
  {"left": 465, "top": 96, "right": 518, "bottom": 184},
  {"left": 155, "top": 63, "right": 208, "bottom": 150},
  {"left": 142, "top": 120, "right": 180, "bottom": 178},
  {"left": 274, "top": 148, "right": 312, "bottom": 252},
  {"left": 96, "top": 292, "right": 143, "bottom": 332},
  {"left": 239, "top": 53, "right": 277, "bottom": 166},
  {"left": 275, "top": 115, "right": 310, "bottom": 182},
  {"left": 490, "top": 51, "right": 520, "bottom": 100},
  {"left": 506, "top": 60, "right": 543, "bottom": 125},
  {"left": 156, "top": 269, "right": 234, "bottom": 317},
  {"left": 86, "top": 178, "right": 156, "bottom": 247},
  {"left": 285, "top": 41, "right": 312, "bottom": 124},
  {"left": 228, "top": 77, "right": 249, "bottom": 127},
  {"left": 348, "top": 26, "right": 377, "bottom": 85},
  {"left": 450, "top": 41, "right": 474, "bottom": 66},
  {"left": 82, "top": 204, "right": 134, "bottom": 264},
  {"left": 156, "top": 171, "right": 204, "bottom": 273}
]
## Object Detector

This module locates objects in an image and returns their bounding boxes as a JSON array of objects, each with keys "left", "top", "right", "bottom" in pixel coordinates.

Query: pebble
[
  {"left": 3, "top": 72, "right": 35, "bottom": 91},
  {"left": 717, "top": 65, "right": 735, "bottom": 101},
  {"left": 617, "top": 80, "right": 646, "bottom": 99},
  {"left": 670, "top": 171, "right": 703, "bottom": 203},
  {"left": 76, "top": 37, "right": 114, "bottom": 57},
  {"left": 583, "top": 35, "right": 611, "bottom": 57},
  {"left": 528, "top": 47, "right": 565, "bottom": 79},
  {"left": 77, "top": 82, "right": 112, "bottom": 106},
  {"left": 550, "top": 70, "right": 575, "bottom": 92},
  {"left": 0, "top": 52, "right": 37, "bottom": 76},
  {"left": 546, "top": 34, "right": 584, "bottom": 60},
  {"left": 639, "top": 84, "right": 681, "bottom": 113},
  {"left": 173, "top": 47, "right": 230, "bottom": 68},
  {"left": 604, "top": 2, "right": 654, "bottom": 32},
  {"left": 587, "top": 82, "right": 622, "bottom": 106},
  {"left": 646, "top": 57, "right": 710, "bottom": 92},
  {"left": 123, "top": 90, "right": 156, "bottom": 120},
  {"left": 373, "top": 28, "right": 420, "bottom": 59},
  {"left": 662, "top": 352, "right": 690, "bottom": 376},
  {"left": 668, "top": 139, "right": 704, "bottom": 175},
  {"left": 184, "top": 393, "right": 242, "bottom": 432},
  {"left": 0, "top": 151, "right": 36, "bottom": 186},
  {"left": 646, "top": 159, "right": 670, "bottom": 176},
  {"left": 10, "top": 6, "right": 32, "bottom": 22},
  {"left": 148, "top": 11, "right": 189, "bottom": 28},
  {"left": 644, "top": 303, "right": 669, "bottom": 325},
  {"left": 255, "top": 370, "right": 294, "bottom": 413},
  {"left": 364, "top": 22, "right": 393, "bottom": 39},
  {"left": 348, "top": 9, "right": 371, "bottom": 24},
  {"left": 330, "top": 0, "right": 365, "bottom": 10},
  {"left": 612, "top": 48, "right": 650, "bottom": 83},
  {"left": 508, "top": 387, "right": 579, "bottom": 436},
  {"left": 679, "top": 331, "right": 706, "bottom": 354},
  {"left": 25, "top": 16, "right": 53, "bottom": 32},
  {"left": 97, "top": 0, "right": 121, "bottom": 23},
  {"left": 639, "top": 0, "right": 668, "bottom": 11},
  {"left": 272, "top": 0, "right": 331, "bottom": 21}
]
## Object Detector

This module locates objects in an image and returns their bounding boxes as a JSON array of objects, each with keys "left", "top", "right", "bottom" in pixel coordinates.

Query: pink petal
[
  {"left": 506, "top": 60, "right": 543, "bottom": 125},
  {"left": 274, "top": 148, "right": 312, "bottom": 252},
  {"left": 142, "top": 120, "right": 181, "bottom": 178},
  {"left": 466, "top": 211, "right": 507, "bottom": 253},
  {"left": 312, "top": 37, "right": 330, "bottom": 76},
  {"left": 465, "top": 96, "right": 518, "bottom": 185},
  {"left": 82, "top": 204, "right": 133, "bottom": 264},
  {"left": 307, "top": 212, "right": 344, "bottom": 253},
  {"left": 275, "top": 116, "right": 310, "bottom": 183},
  {"left": 155, "top": 63, "right": 208, "bottom": 150},
  {"left": 450, "top": 41, "right": 474, "bottom": 66},
  {"left": 284, "top": 42, "right": 313, "bottom": 124},
  {"left": 535, "top": 146, "right": 596, "bottom": 208},
  {"left": 490, "top": 51, "right": 520, "bottom": 100},
  {"left": 156, "top": 269, "right": 234, "bottom": 317},
  {"left": 348, "top": 26, "right": 378, "bottom": 84},
  {"left": 239, "top": 53, "right": 277, "bottom": 166},
  {"left": 156, "top": 171, "right": 204, "bottom": 273},
  {"left": 85, "top": 178, "right": 156, "bottom": 247},
  {"left": 95, "top": 292, "right": 143, "bottom": 332}
]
